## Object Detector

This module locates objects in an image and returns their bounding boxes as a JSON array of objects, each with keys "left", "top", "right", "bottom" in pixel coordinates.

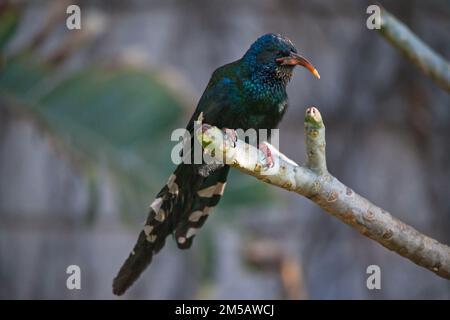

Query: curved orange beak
[{"left": 276, "top": 52, "right": 320, "bottom": 79}]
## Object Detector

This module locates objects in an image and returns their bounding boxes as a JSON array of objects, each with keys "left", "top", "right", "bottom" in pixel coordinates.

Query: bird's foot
[
  {"left": 259, "top": 142, "right": 274, "bottom": 168},
  {"left": 222, "top": 128, "right": 238, "bottom": 147}
]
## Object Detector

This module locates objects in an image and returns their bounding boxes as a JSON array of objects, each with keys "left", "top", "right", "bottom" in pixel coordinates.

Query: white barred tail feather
[{"left": 112, "top": 164, "right": 229, "bottom": 295}]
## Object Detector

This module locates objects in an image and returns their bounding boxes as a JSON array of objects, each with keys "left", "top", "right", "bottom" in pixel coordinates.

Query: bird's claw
[
  {"left": 259, "top": 142, "right": 274, "bottom": 168},
  {"left": 223, "top": 128, "right": 238, "bottom": 148}
]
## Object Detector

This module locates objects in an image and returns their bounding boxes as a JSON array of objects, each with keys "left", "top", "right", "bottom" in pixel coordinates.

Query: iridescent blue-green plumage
[{"left": 113, "top": 33, "right": 306, "bottom": 295}]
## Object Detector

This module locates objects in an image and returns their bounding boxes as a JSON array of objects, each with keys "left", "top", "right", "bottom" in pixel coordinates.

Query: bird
[{"left": 112, "top": 33, "right": 320, "bottom": 295}]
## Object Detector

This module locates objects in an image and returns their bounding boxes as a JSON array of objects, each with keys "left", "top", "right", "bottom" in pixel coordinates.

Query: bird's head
[{"left": 243, "top": 33, "right": 320, "bottom": 83}]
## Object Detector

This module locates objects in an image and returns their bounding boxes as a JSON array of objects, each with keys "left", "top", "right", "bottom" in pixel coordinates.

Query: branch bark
[
  {"left": 197, "top": 107, "right": 450, "bottom": 280},
  {"left": 378, "top": 8, "right": 450, "bottom": 92}
]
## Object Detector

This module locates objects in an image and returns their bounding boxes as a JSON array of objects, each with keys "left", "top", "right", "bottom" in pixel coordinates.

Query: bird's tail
[{"left": 112, "top": 164, "right": 229, "bottom": 296}]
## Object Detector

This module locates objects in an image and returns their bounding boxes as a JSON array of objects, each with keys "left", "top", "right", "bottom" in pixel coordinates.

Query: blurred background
[{"left": 0, "top": 0, "right": 449, "bottom": 299}]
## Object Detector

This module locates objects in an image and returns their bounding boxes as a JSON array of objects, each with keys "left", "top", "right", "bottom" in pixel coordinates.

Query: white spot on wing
[
  {"left": 146, "top": 234, "right": 157, "bottom": 243},
  {"left": 188, "top": 206, "right": 214, "bottom": 222},
  {"left": 169, "top": 182, "right": 179, "bottom": 195},
  {"left": 197, "top": 182, "right": 227, "bottom": 198},
  {"left": 186, "top": 228, "right": 198, "bottom": 238},
  {"left": 215, "top": 182, "right": 226, "bottom": 196},
  {"left": 203, "top": 206, "right": 213, "bottom": 215},
  {"left": 167, "top": 174, "right": 179, "bottom": 195},
  {"left": 178, "top": 237, "right": 186, "bottom": 244},
  {"left": 197, "top": 185, "right": 217, "bottom": 198}
]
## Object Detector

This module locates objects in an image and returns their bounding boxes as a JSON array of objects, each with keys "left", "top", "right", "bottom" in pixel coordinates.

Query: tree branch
[
  {"left": 378, "top": 8, "right": 450, "bottom": 92},
  {"left": 197, "top": 107, "right": 450, "bottom": 280}
]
